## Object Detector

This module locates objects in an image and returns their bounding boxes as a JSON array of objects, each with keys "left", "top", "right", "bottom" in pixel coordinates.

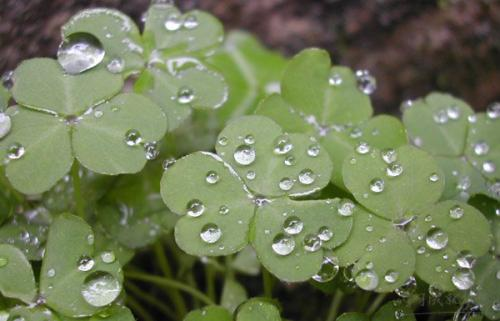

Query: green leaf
[
  {"left": 12, "top": 58, "right": 123, "bottom": 116},
  {"left": 183, "top": 306, "right": 232, "bottom": 321},
  {"left": 232, "top": 246, "right": 261, "bottom": 276},
  {"left": 0, "top": 86, "right": 10, "bottom": 110},
  {"left": 343, "top": 145, "right": 444, "bottom": 220},
  {"left": 372, "top": 301, "right": 416, "bottom": 321},
  {"left": 407, "top": 201, "right": 491, "bottom": 291},
  {"left": 0, "top": 187, "right": 13, "bottom": 225},
  {"left": 468, "top": 194, "right": 499, "bottom": 253},
  {"left": 40, "top": 214, "right": 123, "bottom": 317},
  {"left": 144, "top": 4, "right": 223, "bottom": 55},
  {"left": 215, "top": 115, "right": 333, "bottom": 197},
  {"left": 0, "top": 107, "right": 73, "bottom": 194},
  {"left": 472, "top": 254, "right": 500, "bottom": 320},
  {"left": 72, "top": 93, "right": 167, "bottom": 175},
  {"left": 281, "top": 49, "right": 372, "bottom": 126},
  {"left": 7, "top": 306, "right": 60, "bottom": 321},
  {"left": 236, "top": 299, "right": 281, "bottom": 321},
  {"left": 62, "top": 8, "right": 144, "bottom": 75},
  {"left": 221, "top": 278, "right": 248, "bottom": 313},
  {"left": 161, "top": 152, "right": 254, "bottom": 256},
  {"left": 89, "top": 305, "right": 135, "bottom": 321},
  {"left": 336, "top": 312, "right": 369, "bottom": 321},
  {"left": 403, "top": 93, "right": 473, "bottom": 157},
  {"left": 251, "top": 198, "right": 352, "bottom": 282},
  {"left": 0, "top": 244, "right": 36, "bottom": 303}
]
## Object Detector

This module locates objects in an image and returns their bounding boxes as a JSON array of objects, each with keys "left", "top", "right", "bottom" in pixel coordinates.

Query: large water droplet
[
  {"left": 273, "top": 135, "right": 293, "bottom": 155},
  {"left": 283, "top": 216, "right": 303, "bottom": 235},
  {"left": 384, "top": 270, "right": 399, "bottom": 284},
  {"left": 355, "top": 269, "right": 379, "bottom": 290},
  {"left": 144, "top": 142, "right": 159, "bottom": 160},
  {"left": 7, "top": 143, "right": 25, "bottom": 160},
  {"left": 186, "top": 199, "right": 205, "bottom": 217},
  {"left": 369, "top": 178, "right": 385, "bottom": 193},
  {"left": 0, "top": 113, "right": 11, "bottom": 139},
  {"left": 106, "top": 58, "right": 124, "bottom": 74},
  {"left": 486, "top": 102, "right": 500, "bottom": 119},
  {"left": 449, "top": 205, "right": 464, "bottom": 219},
  {"left": 456, "top": 251, "right": 476, "bottom": 269},
  {"left": 81, "top": 272, "right": 121, "bottom": 307},
  {"left": 426, "top": 228, "right": 448, "bottom": 250},
  {"left": 451, "top": 268, "right": 475, "bottom": 290},
  {"left": 272, "top": 233, "right": 295, "bottom": 256},
  {"left": 200, "top": 224, "right": 222, "bottom": 244},
  {"left": 386, "top": 163, "right": 403, "bottom": 177},
  {"left": 78, "top": 256, "right": 95, "bottom": 272},
  {"left": 338, "top": 200, "right": 355, "bottom": 217},
  {"left": 381, "top": 148, "right": 397, "bottom": 164},
  {"left": 355, "top": 70, "right": 376, "bottom": 95},
  {"left": 312, "top": 256, "right": 339, "bottom": 283},
  {"left": 318, "top": 226, "right": 333, "bottom": 241},
  {"left": 205, "top": 171, "right": 220, "bottom": 184},
  {"left": 124, "top": 129, "right": 142, "bottom": 146},
  {"left": 234, "top": 145, "right": 256, "bottom": 166},
  {"left": 473, "top": 140, "right": 489, "bottom": 156},
  {"left": 395, "top": 276, "right": 417, "bottom": 298},
  {"left": 164, "top": 15, "right": 182, "bottom": 31},
  {"left": 279, "top": 177, "right": 294, "bottom": 191},
  {"left": 57, "top": 33, "right": 105, "bottom": 74},
  {"left": 303, "top": 234, "right": 322, "bottom": 252},
  {"left": 298, "top": 169, "right": 315, "bottom": 185}
]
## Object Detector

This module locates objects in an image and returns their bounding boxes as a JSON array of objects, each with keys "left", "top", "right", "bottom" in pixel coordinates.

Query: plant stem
[
  {"left": 326, "top": 290, "right": 344, "bottom": 321},
  {"left": 205, "top": 264, "right": 216, "bottom": 303},
  {"left": 126, "top": 271, "right": 216, "bottom": 306},
  {"left": 366, "top": 293, "right": 387, "bottom": 316},
  {"left": 126, "top": 295, "right": 155, "bottom": 321},
  {"left": 154, "top": 242, "right": 187, "bottom": 317},
  {"left": 262, "top": 267, "right": 274, "bottom": 298},
  {"left": 125, "top": 282, "right": 177, "bottom": 320},
  {"left": 71, "top": 162, "right": 85, "bottom": 218}
]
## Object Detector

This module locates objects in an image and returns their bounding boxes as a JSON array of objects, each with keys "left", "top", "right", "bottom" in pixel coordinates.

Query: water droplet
[
  {"left": 417, "top": 246, "right": 426, "bottom": 254},
  {"left": 428, "top": 284, "right": 443, "bottom": 298},
  {"left": 106, "top": 58, "right": 124, "bottom": 74},
  {"left": 473, "top": 140, "right": 489, "bottom": 156},
  {"left": 312, "top": 256, "right": 339, "bottom": 282},
  {"left": 426, "top": 228, "right": 448, "bottom": 250},
  {"left": 338, "top": 200, "right": 355, "bottom": 216},
  {"left": 355, "top": 70, "right": 376, "bottom": 95},
  {"left": 1, "top": 70, "right": 13, "bottom": 89},
  {"left": 57, "top": 33, "right": 105, "bottom": 74},
  {"left": 303, "top": 234, "right": 322, "bottom": 252},
  {"left": 124, "top": 129, "right": 142, "bottom": 146},
  {"left": 144, "top": 141, "right": 159, "bottom": 160},
  {"left": 298, "top": 169, "right": 315, "bottom": 185},
  {"left": 78, "top": 256, "right": 95, "bottom": 272},
  {"left": 273, "top": 135, "right": 293, "bottom": 155},
  {"left": 186, "top": 199, "right": 205, "bottom": 217},
  {"left": 183, "top": 15, "right": 199, "bottom": 29},
  {"left": 369, "top": 178, "right": 384, "bottom": 193},
  {"left": 381, "top": 148, "right": 397, "bottom": 164},
  {"left": 87, "top": 234, "right": 94, "bottom": 245},
  {"left": 7, "top": 143, "right": 25, "bottom": 160},
  {"left": 307, "top": 144, "right": 320, "bottom": 157},
  {"left": 164, "top": 15, "right": 182, "bottom": 31},
  {"left": 47, "top": 268, "right": 56, "bottom": 278},
  {"left": 0, "top": 113, "right": 12, "bottom": 139},
  {"left": 395, "top": 276, "right": 417, "bottom": 298},
  {"left": 449, "top": 205, "right": 464, "bottom": 219},
  {"left": 318, "top": 226, "right": 333, "bottom": 241},
  {"left": 355, "top": 269, "right": 379, "bottom": 290},
  {"left": 365, "top": 225, "right": 374, "bottom": 232},
  {"left": 429, "top": 173, "right": 440, "bottom": 182},
  {"left": 384, "top": 270, "right": 399, "bottom": 283},
  {"left": 0, "top": 257, "right": 8, "bottom": 267},
  {"left": 486, "top": 102, "right": 500, "bottom": 119},
  {"left": 200, "top": 224, "right": 222, "bottom": 244},
  {"left": 246, "top": 170, "right": 256, "bottom": 180},
  {"left": 100, "top": 251, "right": 115, "bottom": 264},
  {"left": 482, "top": 161, "right": 496, "bottom": 174},
  {"left": 234, "top": 145, "right": 256, "bottom": 166},
  {"left": 81, "top": 272, "right": 121, "bottom": 307},
  {"left": 446, "top": 105, "right": 461, "bottom": 120},
  {"left": 356, "top": 141, "right": 371, "bottom": 154},
  {"left": 328, "top": 73, "right": 343, "bottom": 86},
  {"left": 205, "top": 171, "right": 220, "bottom": 184},
  {"left": 433, "top": 109, "right": 449, "bottom": 124},
  {"left": 244, "top": 134, "right": 255, "bottom": 145},
  {"left": 283, "top": 216, "right": 303, "bottom": 235},
  {"left": 279, "top": 177, "right": 294, "bottom": 191},
  {"left": 451, "top": 268, "right": 475, "bottom": 290},
  {"left": 456, "top": 251, "right": 475, "bottom": 269},
  {"left": 453, "top": 302, "right": 481, "bottom": 321},
  {"left": 177, "top": 86, "right": 194, "bottom": 104},
  {"left": 284, "top": 155, "right": 296, "bottom": 166},
  {"left": 218, "top": 136, "right": 228, "bottom": 146},
  {"left": 492, "top": 301, "right": 500, "bottom": 312},
  {"left": 162, "top": 158, "right": 176, "bottom": 170},
  {"left": 218, "top": 205, "right": 229, "bottom": 215},
  {"left": 272, "top": 233, "right": 295, "bottom": 256},
  {"left": 386, "top": 163, "right": 403, "bottom": 177}
]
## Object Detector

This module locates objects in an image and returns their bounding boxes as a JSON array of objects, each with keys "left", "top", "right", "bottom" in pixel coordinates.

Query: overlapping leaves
[{"left": 183, "top": 299, "right": 282, "bottom": 321}]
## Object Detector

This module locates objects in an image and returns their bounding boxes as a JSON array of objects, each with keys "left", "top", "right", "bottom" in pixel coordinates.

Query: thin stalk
[
  {"left": 225, "top": 255, "right": 234, "bottom": 279},
  {"left": 262, "top": 267, "right": 274, "bottom": 298},
  {"left": 366, "top": 293, "right": 387, "bottom": 316},
  {"left": 186, "top": 273, "right": 201, "bottom": 309},
  {"left": 205, "top": 264, "right": 216, "bottom": 303},
  {"left": 126, "top": 295, "right": 155, "bottom": 321},
  {"left": 125, "top": 282, "right": 176, "bottom": 320},
  {"left": 126, "top": 271, "right": 215, "bottom": 306},
  {"left": 71, "top": 162, "right": 85, "bottom": 218},
  {"left": 154, "top": 242, "right": 187, "bottom": 317},
  {"left": 326, "top": 290, "right": 344, "bottom": 321}
]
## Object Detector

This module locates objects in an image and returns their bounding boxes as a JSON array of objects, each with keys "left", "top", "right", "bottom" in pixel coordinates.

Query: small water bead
[
  {"left": 433, "top": 109, "right": 449, "bottom": 124},
  {"left": 356, "top": 141, "right": 371, "bottom": 154},
  {"left": 365, "top": 225, "right": 374, "bottom": 232},
  {"left": 400, "top": 99, "right": 414, "bottom": 111},
  {"left": 100, "top": 251, "right": 116, "bottom": 264},
  {"left": 283, "top": 216, "right": 304, "bottom": 235},
  {"left": 0, "top": 257, "right": 8, "bottom": 267},
  {"left": 164, "top": 15, "right": 182, "bottom": 31},
  {"left": 355, "top": 70, "right": 377, "bottom": 95},
  {"left": 81, "top": 272, "right": 121, "bottom": 307},
  {"left": 7, "top": 143, "right": 25, "bottom": 160},
  {"left": 486, "top": 102, "right": 500, "bottom": 119},
  {"left": 246, "top": 170, "right": 256, "bottom": 180},
  {"left": 1, "top": 70, "right": 14, "bottom": 89},
  {"left": 186, "top": 199, "right": 205, "bottom": 217},
  {"left": 312, "top": 256, "right": 340, "bottom": 283},
  {"left": 177, "top": 87, "right": 195, "bottom": 104},
  {"left": 492, "top": 301, "right": 500, "bottom": 312},
  {"left": 183, "top": 15, "right": 199, "bottom": 29},
  {"left": 426, "top": 228, "right": 448, "bottom": 250},
  {"left": 369, "top": 178, "right": 385, "bottom": 193},
  {"left": 417, "top": 246, "right": 426, "bottom": 255},
  {"left": 57, "top": 33, "right": 105, "bottom": 74},
  {"left": 384, "top": 270, "right": 399, "bottom": 284},
  {"left": 234, "top": 144, "right": 256, "bottom": 166},
  {"left": 106, "top": 58, "right": 124, "bottom": 74},
  {"left": 452, "top": 268, "right": 475, "bottom": 290},
  {"left": 218, "top": 205, "right": 229, "bottom": 215},
  {"left": 338, "top": 200, "right": 355, "bottom": 217},
  {"left": 284, "top": 155, "right": 296, "bottom": 166},
  {"left": 395, "top": 276, "right": 417, "bottom": 298},
  {"left": 272, "top": 233, "right": 295, "bottom": 256},
  {"left": 298, "top": 169, "right": 316, "bottom": 185},
  {"left": 303, "top": 234, "right": 322, "bottom": 252},
  {"left": 318, "top": 226, "right": 333, "bottom": 241},
  {"left": 381, "top": 148, "right": 397, "bottom": 164},
  {"left": 328, "top": 73, "right": 343, "bottom": 86},
  {"left": 473, "top": 140, "right": 489, "bottom": 156},
  {"left": 47, "top": 268, "right": 56, "bottom": 278},
  {"left": 386, "top": 163, "right": 404, "bottom": 177},
  {"left": 274, "top": 135, "right": 293, "bottom": 155},
  {"left": 78, "top": 256, "right": 95, "bottom": 272},
  {"left": 449, "top": 205, "right": 464, "bottom": 219},
  {"left": 456, "top": 251, "right": 476, "bottom": 269},
  {"left": 429, "top": 173, "right": 440, "bottom": 182},
  {"left": 144, "top": 142, "right": 159, "bottom": 160},
  {"left": 124, "top": 129, "right": 142, "bottom": 146},
  {"left": 162, "top": 158, "right": 176, "bottom": 170},
  {"left": 205, "top": 171, "right": 220, "bottom": 184},
  {"left": 218, "top": 136, "right": 228, "bottom": 146},
  {"left": 428, "top": 284, "right": 443, "bottom": 298},
  {"left": 482, "top": 161, "right": 496, "bottom": 174},
  {"left": 355, "top": 269, "right": 379, "bottom": 290},
  {"left": 468, "top": 114, "right": 477, "bottom": 123},
  {"left": 279, "top": 177, "right": 294, "bottom": 191},
  {"left": 244, "top": 134, "right": 255, "bottom": 145},
  {"left": 307, "top": 144, "right": 321, "bottom": 157},
  {"left": 200, "top": 224, "right": 222, "bottom": 244},
  {"left": 446, "top": 105, "right": 461, "bottom": 120},
  {"left": 0, "top": 113, "right": 12, "bottom": 139}
]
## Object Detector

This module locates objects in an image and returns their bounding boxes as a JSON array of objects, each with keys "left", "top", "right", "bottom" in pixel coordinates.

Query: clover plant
[{"left": 0, "top": 2, "right": 499, "bottom": 321}]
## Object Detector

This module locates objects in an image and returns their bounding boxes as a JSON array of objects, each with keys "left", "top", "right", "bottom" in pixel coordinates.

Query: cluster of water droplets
[
  {"left": 123, "top": 129, "right": 160, "bottom": 160},
  {"left": 164, "top": 13, "right": 199, "bottom": 32},
  {"left": 432, "top": 104, "right": 462, "bottom": 125}
]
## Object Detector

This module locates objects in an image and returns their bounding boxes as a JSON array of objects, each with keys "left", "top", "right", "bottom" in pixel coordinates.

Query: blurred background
[{"left": 0, "top": 0, "right": 499, "bottom": 114}]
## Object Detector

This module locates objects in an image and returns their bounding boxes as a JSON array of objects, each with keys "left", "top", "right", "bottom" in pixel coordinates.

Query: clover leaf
[
  {"left": 336, "top": 145, "right": 491, "bottom": 293},
  {"left": 0, "top": 244, "right": 37, "bottom": 303},
  {"left": 183, "top": 306, "right": 232, "bottom": 321},
  {"left": 403, "top": 92, "right": 499, "bottom": 201},
  {"left": 235, "top": 298, "right": 282, "bottom": 321},
  {"left": 372, "top": 301, "right": 415, "bottom": 321},
  {"left": 221, "top": 278, "right": 248, "bottom": 313},
  {"left": 0, "top": 58, "right": 167, "bottom": 194}
]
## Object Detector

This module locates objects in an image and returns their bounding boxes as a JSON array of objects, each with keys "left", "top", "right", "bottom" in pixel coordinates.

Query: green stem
[
  {"left": 126, "top": 295, "right": 155, "bottom": 321},
  {"left": 126, "top": 271, "right": 215, "bottom": 306},
  {"left": 262, "top": 268, "right": 274, "bottom": 298},
  {"left": 71, "top": 162, "right": 85, "bottom": 218},
  {"left": 326, "top": 290, "right": 344, "bottom": 321},
  {"left": 205, "top": 264, "right": 216, "bottom": 303},
  {"left": 125, "top": 282, "right": 176, "bottom": 320},
  {"left": 154, "top": 242, "right": 187, "bottom": 317},
  {"left": 366, "top": 293, "right": 387, "bottom": 316}
]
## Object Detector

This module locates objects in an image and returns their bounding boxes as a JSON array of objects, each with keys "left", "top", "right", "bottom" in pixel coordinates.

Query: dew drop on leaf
[
  {"left": 47, "top": 268, "right": 56, "bottom": 278},
  {"left": 384, "top": 270, "right": 399, "bottom": 284},
  {"left": 486, "top": 102, "right": 500, "bottom": 119},
  {"left": 369, "top": 178, "right": 384, "bottom": 193},
  {"left": 272, "top": 233, "right": 295, "bottom": 256},
  {"left": 218, "top": 136, "right": 228, "bottom": 146},
  {"left": 303, "top": 234, "right": 322, "bottom": 252},
  {"left": 425, "top": 228, "right": 448, "bottom": 250},
  {"left": 200, "top": 224, "right": 222, "bottom": 244},
  {"left": 279, "top": 177, "right": 294, "bottom": 191},
  {"left": 473, "top": 140, "right": 489, "bottom": 156},
  {"left": 78, "top": 256, "right": 95, "bottom": 272},
  {"left": 1, "top": 70, "right": 13, "bottom": 89},
  {"left": 433, "top": 109, "right": 449, "bottom": 124},
  {"left": 298, "top": 169, "right": 315, "bottom": 185},
  {"left": 386, "top": 163, "right": 404, "bottom": 177},
  {"left": 246, "top": 170, "right": 256, "bottom": 180},
  {"left": 428, "top": 284, "right": 443, "bottom": 298},
  {"left": 273, "top": 135, "right": 293, "bottom": 155},
  {"left": 338, "top": 200, "right": 355, "bottom": 217},
  {"left": 449, "top": 205, "right": 464, "bottom": 219},
  {"left": 124, "top": 129, "right": 142, "bottom": 146},
  {"left": 205, "top": 171, "right": 220, "bottom": 184},
  {"left": 233, "top": 144, "right": 256, "bottom": 166},
  {"left": 456, "top": 251, "right": 476, "bottom": 269},
  {"left": 317, "top": 226, "right": 333, "bottom": 241},
  {"left": 429, "top": 173, "right": 440, "bottom": 182},
  {"left": 244, "top": 134, "right": 255, "bottom": 145},
  {"left": 307, "top": 144, "right": 320, "bottom": 157},
  {"left": 284, "top": 155, "right": 296, "bottom": 166},
  {"left": 355, "top": 142, "right": 371, "bottom": 155},
  {"left": 328, "top": 73, "right": 342, "bottom": 86},
  {"left": 7, "top": 143, "right": 25, "bottom": 160},
  {"left": 283, "top": 216, "right": 303, "bottom": 235},
  {"left": 446, "top": 105, "right": 461, "bottom": 120},
  {"left": 0, "top": 113, "right": 12, "bottom": 139},
  {"left": 183, "top": 15, "right": 199, "bottom": 29},
  {"left": 186, "top": 199, "right": 205, "bottom": 217},
  {"left": 100, "top": 251, "right": 116, "bottom": 264},
  {"left": 381, "top": 148, "right": 397, "bottom": 164},
  {"left": 144, "top": 142, "right": 159, "bottom": 160},
  {"left": 177, "top": 86, "right": 195, "bottom": 104},
  {"left": 106, "top": 58, "right": 124, "bottom": 74},
  {"left": 355, "top": 70, "right": 376, "bottom": 95},
  {"left": 355, "top": 269, "right": 379, "bottom": 290},
  {"left": 492, "top": 302, "right": 500, "bottom": 312},
  {"left": 395, "top": 276, "right": 417, "bottom": 298},
  {"left": 451, "top": 268, "right": 475, "bottom": 290},
  {"left": 162, "top": 158, "right": 176, "bottom": 170},
  {"left": 482, "top": 161, "right": 496, "bottom": 174},
  {"left": 312, "top": 256, "right": 339, "bottom": 283},
  {"left": 164, "top": 15, "right": 182, "bottom": 31},
  {"left": 81, "top": 272, "right": 121, "bottom": 307},
  {"left": 0, "top": 256, "right": 8, "bottom": 268},
  {"left": 218, "top": 205, "right": 229, "bottom": 215},
  {"left": 57, "top": 33, "right": 105, "bottom": 74}
]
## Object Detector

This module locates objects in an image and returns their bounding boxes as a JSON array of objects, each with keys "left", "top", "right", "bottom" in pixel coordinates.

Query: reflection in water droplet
[
  {"left": 429, "top": 173, "right": 440, "bottom": 182},
  {"left": 298, "top": 169, "right": 315, "bottom": 185},
  {"left": 486, "top": 102, "right": 500, "bottom": 119},
  {"left": 205, "top": 171, "right": 220, "bottom": 184},
  {"left": 338, "top": 200, "right": 355, "bottom": 216},
  {"left": 395, "top": 276, "right": 417, "bottom": 298},
  {"left": 369, "top": 178, "right": 384, "bottom": 193},
  {"left": 303, "top": 234, "right": 322, "bottom": 252},
  {"left": 473, "top": 140, "right": 489, "bottom": 156},
  {"left": 186, "top": 199, "right": 205, "bottom": 217},
  {"left": 144, "top": 142, "right": 159, "bottom": 160},
  {"left": 456, "top": 251, "right": 476, "bottom": 269},
  {"left": 284, "top": 155, "right": 296, "bottom": 166},
  {"left": 274, "top": 135, "right": 293, "bottom": 155},
  {"left": 355, "top": 269, "right": 379, "bottom": 290},
  {"left": 312, "top": 256, "right": 339, "bottom": 283},
  {"left": 386, "top": 163, "right": 403, "bottom": 177},
  {"left": 283, "top": 216, "right": 303, "bottom": 235},
  {"left": 318, "top": 226, "right": 333, "bottom": 241},
  {"left": 381, "top": 148, "right": 397, "bottom": 164},
  {"left": 356, "top": 142, "right": 371, "bottom": 155},
  {"left": 355, "top": 70, "right": 376, "bottom": 95},
  {"left": 449, "top": 205, "right": 464, "bottom": 219},
  {"left": 177, "top": 86, "right": 195, "bottom": 104},
  {"left": 164, "top": 15, "right": 182, "bottom": 31},
  {"left": 81, "top": 272, "right": 121, "bottom": 307},
  {"left": 218, "top": 205, "right": 229, "bottom": 215},
  {"left": 244, "top": 134, "right": 255, "bottom": 145},
  {"left": 425, "top": 228, "right": 448, "bottom": 250},
  {"left": 384, "top": 270, "right": 399, "bottom": 284},
  {"left": 78, "top": 256, "right": 95, "bottom": 272},
  {"left": 246, "top": 170, "right": 256, "bottom": 180},
  {"left": 451, "top": 268, "right": 475, "bottom": 290},
  {"left": 446, "top": 105, "right": 461, "bottom": 120},
  {"left": 272, "top": 233, "right": 295, "bottom": 256},
  {"left": 100, "top": 251, "right": 116, "bottom": 264},
  {"left": 124, "top": 129, "right": 142, "bottom": 146},
  {"left": 162, "top": 158, "right": 176, "bottom": 170},
  {"left": 328, "top": 73, "right": 343, "bottom": 86},
  {"left": 307, "top": 144, "right": 320, "bottom": 157},
  {"left": 482, "top": 161, "right": 496, "bottom": 174},
  {"left": 279, "top": 177, "right": 294, "bottom": 191},
  {"left": 183, "top": 15, "right": 199, "bottom": 29},
  {"left": 0, "top": 113, "right": 12, "bottom": 140},
  {"left": 7, "top": 143, "right": 25, "bottom": 160},
  {"left": 218, "top": 136, "right": 228, "bottom": 146},
  {"left": 57, "top": 33, "right": 105, "bottom": 74},
  {"left": 200, "top": 224, "right": 222, "bottom": 244},
  {"left": 234, "top": 145, "right": 256, "bottom": 166}
]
